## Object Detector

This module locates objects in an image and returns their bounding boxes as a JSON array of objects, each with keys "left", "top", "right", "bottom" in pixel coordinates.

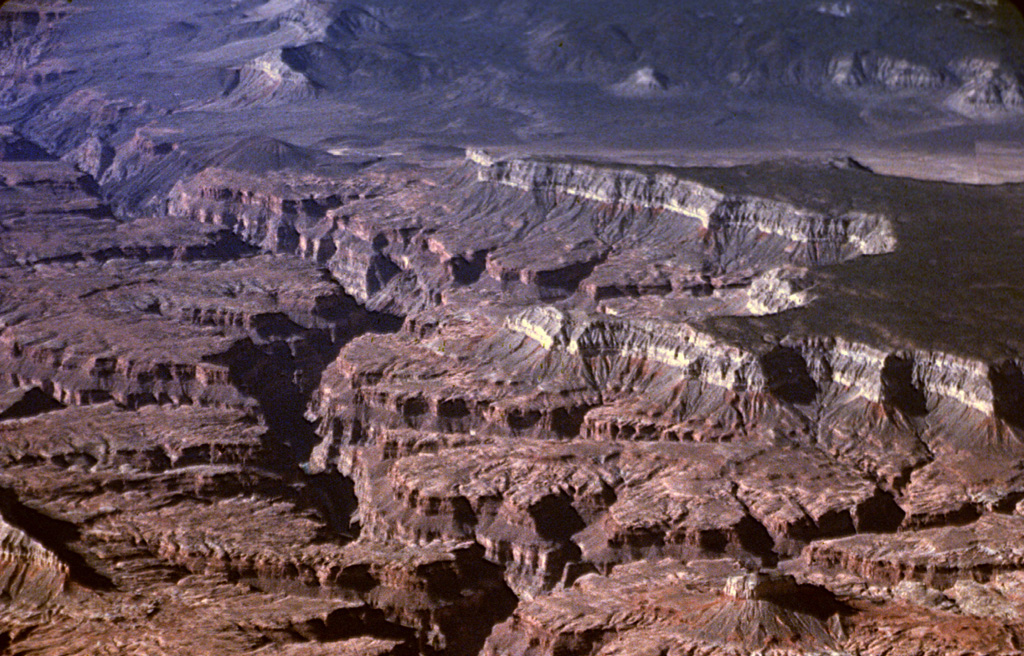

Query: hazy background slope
[{"left": 2, "top": 0, "right": 1024, "bottom": 186}]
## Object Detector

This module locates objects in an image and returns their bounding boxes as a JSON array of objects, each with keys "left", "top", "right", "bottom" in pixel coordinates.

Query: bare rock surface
[{"left": 1, "top": 0, "right": 1024, "bottom": 654}]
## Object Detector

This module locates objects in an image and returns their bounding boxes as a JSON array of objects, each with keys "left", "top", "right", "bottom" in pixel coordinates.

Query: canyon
[{"left": 1, "top": 0, "right": 1024, "bottom": 654}]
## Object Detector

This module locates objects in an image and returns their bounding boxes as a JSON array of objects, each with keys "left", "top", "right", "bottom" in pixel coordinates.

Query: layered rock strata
[
  {"left": 1, "top": 46, "right": 1024, "bottom": 654},
  {"left": 2, "top": 0, "right": 1024, "bottom": 653},
  {"left": 0, "top": 402, "right": 519, "bottom": 655}
]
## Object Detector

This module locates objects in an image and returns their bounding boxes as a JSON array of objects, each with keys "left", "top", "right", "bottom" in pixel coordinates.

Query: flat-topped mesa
[
  {"left": 822, "top": 338, "right": 1021, "bottom": 419},
  {"left": 0, "top": 343, "right": 252, "bottom": 410},
  {"left": 472, "top": 153, "right": 897, "bottom": 261},
  {"left": 506, "top": 306, "right": 764, "bottom": 392},
  {"left": 509, "top": 307, "right": 1024, "bottom": 427},
  {"left": 801, "top": 514, "right": 1024, "bottom": 589},
  {"left": 475, "top": 154, "right": 721, "bottom": 227},
  {"left": 166, "top": 171, "right": 337, "bottom": 255}
]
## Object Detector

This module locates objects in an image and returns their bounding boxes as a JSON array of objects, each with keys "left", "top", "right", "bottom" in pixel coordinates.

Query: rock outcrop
[{"left": 2, "top": 0, "right": 1024, "bottom": 654}]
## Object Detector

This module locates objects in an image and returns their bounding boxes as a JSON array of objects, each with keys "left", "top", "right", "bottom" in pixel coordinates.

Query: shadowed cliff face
[{"left": 2, "top": 1, "right": 1024, "bottom": 655}]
